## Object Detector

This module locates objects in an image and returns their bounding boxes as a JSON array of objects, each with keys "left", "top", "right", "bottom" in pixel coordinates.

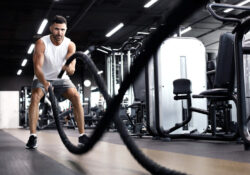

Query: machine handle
[{"left": 207, "top": 3, "right": 250, "bottom": 24}]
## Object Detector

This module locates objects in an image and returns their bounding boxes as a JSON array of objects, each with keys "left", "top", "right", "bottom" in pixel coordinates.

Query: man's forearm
[
  {"left": 34, "top": 66, "right": 47, "bottom": 85},
  {"left": 67, "top": 64, "right": 75, "bottom": 75},
  {"left": 65, "top": 61, "right": 75, "bottom": 75}
]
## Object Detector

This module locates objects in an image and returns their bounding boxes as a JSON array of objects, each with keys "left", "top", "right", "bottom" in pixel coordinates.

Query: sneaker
[
  {"left": 78, "top": 134, "right": 89, "bottom": 146},
  {"left": 26, "top": 135, "right": 38, "bottom": 149}
]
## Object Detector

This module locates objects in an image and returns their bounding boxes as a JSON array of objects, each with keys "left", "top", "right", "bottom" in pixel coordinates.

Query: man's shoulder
[
  {"left": 64, "top": 36, "right": 71, "bottom": 43},
  {"left": 68, "top": 40, "right": 76, "bottom": 48},
  {"left": 35, "top": 36, "right": 46, "bottom": 50},
  {"left": 65, "top": 37, "right": 75, "bottom": 46},
  {"left": 39, "top": 35, "right": 50, "bottom": 44},
  {"left": 40, "top": 35, "right": 50, "bottom": 40}
]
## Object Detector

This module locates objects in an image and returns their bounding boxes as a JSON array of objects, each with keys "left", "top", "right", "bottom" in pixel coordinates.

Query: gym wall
[
  {"left": 0, "top": 75, "right": 33, "bottom": 91},
  {"left": 0, "top": 91, "right": 19, "bottom": 128}
]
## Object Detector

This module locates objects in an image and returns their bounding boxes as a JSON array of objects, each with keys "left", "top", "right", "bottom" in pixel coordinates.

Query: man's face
[{"left": 50, "top": 23, "right": 67, "bottom": 42}]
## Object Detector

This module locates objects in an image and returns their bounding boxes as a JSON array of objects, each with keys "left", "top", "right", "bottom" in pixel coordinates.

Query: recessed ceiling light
[
  {"left": 27, "top": 44, "right": 35, "bottom": 54},
  {"left": 144, "top": 0, "right": 159, "bottom": 8},
  {"left": 17, "top": 69, "right": 22, "bottom": 76},
  {"left": 97, "top": 48, "right": 109, "bottom": 54},
  {"left": 224, "top": 0, "right": 250, "bottom": 13},
  {"left": 105, "top": 23, "right": 124, "bottom": 38},
  {"left": 21, "top": 59, "right": 28, "bottom": 67},
  {"left": 37, "top": 19, "right": 48, "bottom": 34}
]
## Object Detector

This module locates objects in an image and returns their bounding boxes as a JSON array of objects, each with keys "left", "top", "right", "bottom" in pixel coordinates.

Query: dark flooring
[
  {"left": 0, "top": 130, "right": 81, "bottom": 175},
  {"left": 2, "top": 128, "right": 250, "bottom": 175}
]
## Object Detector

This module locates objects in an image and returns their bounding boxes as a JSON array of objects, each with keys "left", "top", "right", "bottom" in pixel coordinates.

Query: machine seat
[{"left": 199, "top": 88, "right": 230, "bottom": 96}]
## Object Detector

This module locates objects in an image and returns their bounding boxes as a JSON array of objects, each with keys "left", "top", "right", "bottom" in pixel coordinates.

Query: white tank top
[{"left": 34, "top": 35, "right": 71, "bottom": 80}]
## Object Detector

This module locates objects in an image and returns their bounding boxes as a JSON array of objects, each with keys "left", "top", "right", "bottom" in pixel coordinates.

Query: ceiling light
[
  {"left": 137, "top": 32, "right": 150, "bottom": 35},
  {"left": 21, "top": 59, "right": 27, "bottom": 67},
  {"left": 84, "top": 80, "right": 91, "bottom": 87},
  {"left": 224, "top": 0, "right": 250, "bottom": 13},
  {"left": 97, "top": 70, "right": 103, "bottom": 74},
  {"left": 17, "top": 69, "right": 22, "bottom": 76},
  {"left": 37, "top": 19, "right": 48, "bottom": 34},
  {"left": 97, "top": 48, "right": 109, "bottom": 54},
  {"left": 105, "top": 23, "right": 124, "bottom": 38},
  {"left": 173, "top": 26, "right": 192, "bottom": 37},
  {"left": 144, "top": 0, "right": 159, "bottom": 8},
  {"left": 27, "top": 44, "right": 35, "bottom": 54},
  {"left": 180, "top": 26, "right": 192, "bottom": 35},
  {"left": 101, "top": 46, "right": 112, "bottom": 51},
  {"left": 84, "top": 50, "right": 90, "bottom": 55}
]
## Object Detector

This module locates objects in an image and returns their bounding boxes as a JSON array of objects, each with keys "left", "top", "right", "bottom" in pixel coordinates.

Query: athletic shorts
[{"left": 32, "top": 79, "right": 76, "bottom": 99}]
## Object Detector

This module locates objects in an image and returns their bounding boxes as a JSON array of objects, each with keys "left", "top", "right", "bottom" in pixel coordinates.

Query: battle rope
[
  {"left": 48, "top": 0, "right": 208, "bottom": 174},
  {"left": 50, "top": 52, "right": 185, "bottom": 175}
]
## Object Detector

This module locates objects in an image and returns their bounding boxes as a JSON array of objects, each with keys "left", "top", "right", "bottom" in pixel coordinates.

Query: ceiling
[{"left": 0, "top": 0, "right": 248, "bottom": 77}]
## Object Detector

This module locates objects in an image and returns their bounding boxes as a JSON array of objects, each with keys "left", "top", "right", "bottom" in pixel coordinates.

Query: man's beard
[{"left": 53, "top": 34, "right": 63, "bottom": 41}]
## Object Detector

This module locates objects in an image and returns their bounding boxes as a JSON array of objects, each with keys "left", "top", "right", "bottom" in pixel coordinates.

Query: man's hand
[
  {"left": 43, "top": 81, "right": 50, "bottom": 92},
  {"left": 65, "top": 41, "right": 76, "bottom": 76},
  {"left": 62, "top": 65, "right": 74, "bottom": 75}
]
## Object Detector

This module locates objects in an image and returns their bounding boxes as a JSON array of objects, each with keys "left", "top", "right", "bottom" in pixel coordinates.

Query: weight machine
[{"left": 19, "top": 86, "right": 31, "bottom": 128}]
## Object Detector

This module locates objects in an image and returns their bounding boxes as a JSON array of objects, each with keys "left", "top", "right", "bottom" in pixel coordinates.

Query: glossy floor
[{"left": 1, "top": 128, "right": 250, "bottom": 175}]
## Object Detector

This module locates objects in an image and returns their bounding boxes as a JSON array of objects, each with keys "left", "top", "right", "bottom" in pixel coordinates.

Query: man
[{"left": 26, "top": 15, "right": 89, "bottom": 149}]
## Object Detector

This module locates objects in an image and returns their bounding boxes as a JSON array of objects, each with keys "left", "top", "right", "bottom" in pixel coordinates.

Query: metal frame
[{"left": 206, "top": 3, "right": 250, "bottom": 149}]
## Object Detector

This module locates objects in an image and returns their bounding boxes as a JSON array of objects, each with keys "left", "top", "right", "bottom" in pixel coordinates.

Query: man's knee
[
  {"left": 31, "top": 88, "right": 44, "bottom": 104},
  {"left": 64, "top": 88, "right": 80, "bottom": 101},
  {"left": 71, "top": 91, "right": 80, "bottom": 102}
]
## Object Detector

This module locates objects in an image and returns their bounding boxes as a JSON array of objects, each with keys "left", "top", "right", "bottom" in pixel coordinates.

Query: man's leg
[
  {"left": 29, "top": 88, "right": 44, "bottom": 134},
  {"left": 63, "top": 88, "right": 85, "bottom": 134},
  {"left": 26, "top": 87, "right": 44, "bottom": 149}
]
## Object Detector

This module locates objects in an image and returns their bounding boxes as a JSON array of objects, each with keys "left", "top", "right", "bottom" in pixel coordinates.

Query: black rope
[
  {"left": 49, "top": 52, "right": 185, "bottom": 175},
  {"left": 48, "top": 0, "right": 209, "bottom": 174},
  {"left": 49, "top": 52, "right": 111, "bottom": 154}
]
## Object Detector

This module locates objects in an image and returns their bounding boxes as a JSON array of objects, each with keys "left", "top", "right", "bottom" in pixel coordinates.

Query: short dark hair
[{"left": 51, "top": 15, "right": 67, "bottom": 25}]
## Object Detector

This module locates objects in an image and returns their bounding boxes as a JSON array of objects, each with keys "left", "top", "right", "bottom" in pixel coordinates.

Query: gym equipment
[
  {"left": 106, "top": 38, "right": 142, "bottom": 103},
  {"left": 146, "top": 3, "right": 250, "bottom": 143},
  {"left": 37, "top": 74, "right": 89, "bottom": 130},
  {"left": 154, "top": 3, "right": 250, "bottom": 148},
  {"left": 19, "top": 85, "right": 77, "bottom": 130},
  {"left": 37, "top": 96, "right": 54, "bottom": 130},
  {"left": 207, "top": 3, "right": 250, "bottom": 149},
  {"left": 37, "top": 96, "right": 77, "bottom": 130},
  {"left": 105, "top": 36, "right": 149, "bottom": 134},
  {"left": 191, "top": 33, "right": 237, "bottom": 136},
  {"left": 147, "top": 37, "right": 208, "bottom": 137},
  {"left": 206, "top": 60, "right": 216, "bottom": 90},
  {"left": 47, "top": 1, "right": 216, "bottom": 175},
  {"left": 146, "top": 56, "right": 158, "bottom": 135},
  {"left": 171, "top": 33, "right": 237, "bottom": 140},
  {"left": 19, "top": 86, "right": 31, "bottom": 128},
  {"left": 128, "top": 43, "right": 150, "bottom": 136},
  {"left": 142, "top": 3, "right": 250, "bottom": 151}
]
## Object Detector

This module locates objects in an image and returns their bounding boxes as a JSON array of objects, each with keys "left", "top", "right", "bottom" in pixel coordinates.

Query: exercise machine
[{"left": 19, "top": 86, "right": 31, "bottom": 128}]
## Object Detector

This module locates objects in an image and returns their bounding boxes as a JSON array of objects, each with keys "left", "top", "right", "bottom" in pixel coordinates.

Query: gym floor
[{"left": 1, "top": 128, "right": 250, "bottom": 175}]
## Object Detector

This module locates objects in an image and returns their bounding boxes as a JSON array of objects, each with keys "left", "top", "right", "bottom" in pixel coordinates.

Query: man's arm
[
  {"left": 33, "top": 39, "right": 50, "bottom": 91},
  {"left": 63, "top": 41, "right": 76, "bottom": 75}
]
